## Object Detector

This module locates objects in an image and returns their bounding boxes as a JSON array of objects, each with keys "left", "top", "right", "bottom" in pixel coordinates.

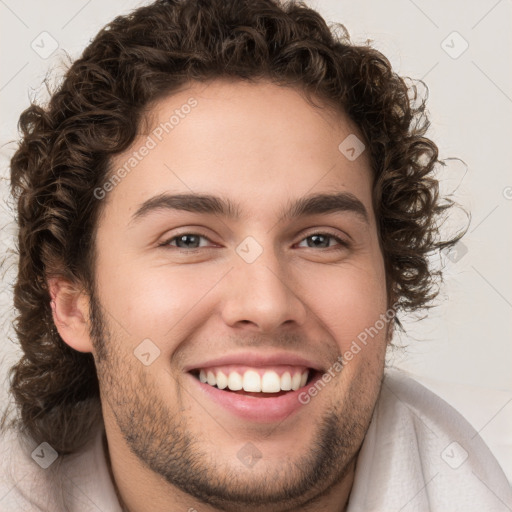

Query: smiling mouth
[{"left": 189, "top": 366, "right": 319, "bottom": 398}]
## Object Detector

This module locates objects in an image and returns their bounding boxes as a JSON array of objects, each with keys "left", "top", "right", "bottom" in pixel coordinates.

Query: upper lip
[{"left": 184, "top": 351, "right": 324, "bottom": 372}]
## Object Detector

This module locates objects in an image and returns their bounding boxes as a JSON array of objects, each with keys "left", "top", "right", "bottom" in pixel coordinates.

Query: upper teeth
[{"left": 198, "top": 368, "right": 309, "bottom": 393}]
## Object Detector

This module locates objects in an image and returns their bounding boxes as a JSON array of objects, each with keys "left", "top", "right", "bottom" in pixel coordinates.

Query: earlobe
[{"left": 47, "top": 276, "right": 94, "bottom": 353}]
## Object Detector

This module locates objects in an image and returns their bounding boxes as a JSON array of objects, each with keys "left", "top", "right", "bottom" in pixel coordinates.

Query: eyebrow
[{"left": 128, "top": 191, "right": 369, "bottom": 226}]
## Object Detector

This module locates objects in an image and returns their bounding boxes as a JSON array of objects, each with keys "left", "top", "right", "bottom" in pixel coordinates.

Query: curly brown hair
[{"left": 2, "top": 0, "right": 468, "bottom": 454}]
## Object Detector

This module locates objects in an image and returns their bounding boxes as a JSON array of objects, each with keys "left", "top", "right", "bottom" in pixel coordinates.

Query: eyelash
[{"left": 158, "top": 231, "right": 350, "bottom": 251}]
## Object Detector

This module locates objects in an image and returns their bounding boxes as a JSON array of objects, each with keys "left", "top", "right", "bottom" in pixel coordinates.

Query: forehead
[{"left": 102, "top": 79, "right": 374, "bottom": 225}]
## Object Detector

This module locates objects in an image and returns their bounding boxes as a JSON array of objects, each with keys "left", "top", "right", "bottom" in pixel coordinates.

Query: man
[{"left": 1, "top": 0, "right": 510, "bottom": 510}]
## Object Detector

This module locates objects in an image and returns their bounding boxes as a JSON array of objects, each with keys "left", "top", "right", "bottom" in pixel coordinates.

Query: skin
[{"left": 49, "top": 79, "right": 391, "bottom": 512}]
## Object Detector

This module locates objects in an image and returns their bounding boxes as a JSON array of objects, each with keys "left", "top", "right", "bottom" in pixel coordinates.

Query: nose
[{"left": 221, "top": 245, "right": 307, "bottom": 333}]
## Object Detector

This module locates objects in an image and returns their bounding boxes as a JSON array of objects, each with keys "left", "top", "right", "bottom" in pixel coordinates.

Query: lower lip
[{"left": 187, "top": 372, "right": 321, "bottom": 423}]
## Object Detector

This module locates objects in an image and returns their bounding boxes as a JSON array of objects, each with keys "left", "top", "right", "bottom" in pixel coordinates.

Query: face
[{"left": 84, "top": 79, "right": 390, "bottom": 511}]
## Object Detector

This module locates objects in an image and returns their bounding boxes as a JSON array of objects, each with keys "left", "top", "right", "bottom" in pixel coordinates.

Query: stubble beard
[{"left": 88, "top": 290, "right": 382, "bottom": 512}]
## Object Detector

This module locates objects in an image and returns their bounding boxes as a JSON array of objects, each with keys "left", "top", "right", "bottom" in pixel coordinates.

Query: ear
[{"left": 47, "top": 276, "right": 93, "bottom": 353}]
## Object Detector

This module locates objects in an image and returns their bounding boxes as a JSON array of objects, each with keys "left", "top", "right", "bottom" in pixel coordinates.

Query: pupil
[
  {"left": 178, "top": 235, "right": 199, "bottom": 248},
  {"left": 309, "top": 235, "right": 328, "bottom": 248}
]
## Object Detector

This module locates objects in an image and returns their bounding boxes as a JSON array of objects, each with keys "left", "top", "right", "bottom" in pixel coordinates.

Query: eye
[
  {"left": 159, "top": 231, "right": 350, "bottom": 251},
  {"left": 296, "top": 232, "right": 350, "bottom": 250},
  {"left": 159, "top": 233, "right": 213, "bottom": 250}
]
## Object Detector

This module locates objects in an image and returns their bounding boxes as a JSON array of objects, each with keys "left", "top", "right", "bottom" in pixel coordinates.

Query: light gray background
[{"left": 1, "top": 0, "right": 511, "bottom": 481}]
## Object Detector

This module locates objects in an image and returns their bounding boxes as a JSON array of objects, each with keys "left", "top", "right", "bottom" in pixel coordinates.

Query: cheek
[
  {"left": 300, "top": 257, "right": 388, "bottom": 355},
  {"left": 100, "top": 264, "right": 224, "bottom": 349}
]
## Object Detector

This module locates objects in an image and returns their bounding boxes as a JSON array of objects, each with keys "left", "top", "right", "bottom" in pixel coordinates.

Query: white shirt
[{"left": 1, "top": 368, "right": 511, "bottom": 511}]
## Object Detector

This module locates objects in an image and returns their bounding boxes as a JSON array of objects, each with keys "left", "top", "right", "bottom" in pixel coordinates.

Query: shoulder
[
  {"left": 0, "top": 421, "right": 121, "bottom": 512},
  {"left": 347, "top": 368, "right": 512, "bottom": 512},
  {"left": 0, "top": 425, "right": 56, "bottom": 511}
]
